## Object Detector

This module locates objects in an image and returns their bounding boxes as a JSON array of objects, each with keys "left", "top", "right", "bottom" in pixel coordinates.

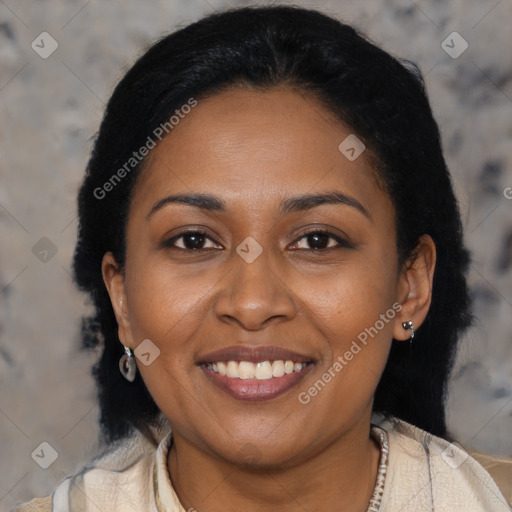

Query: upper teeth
[{"left": 205, "top": 360, "right": 307, "bottom": 380}]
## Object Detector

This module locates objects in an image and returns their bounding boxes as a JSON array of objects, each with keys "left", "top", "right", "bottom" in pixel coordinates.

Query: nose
[{"left": 213, "top": 244, "right": 297, "bottom": 330}]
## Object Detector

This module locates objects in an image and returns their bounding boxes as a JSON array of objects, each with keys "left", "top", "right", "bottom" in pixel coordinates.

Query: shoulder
[
  {"left": 8, "top": 420, "right": 172, "bottom": 512},
  {"left": 8, "top": 496, "right": 52, "bottom": 512},
  {"left": 376, "top": 416, "right": 511, "bottom": 511},
  {"left": 463, "top": 445, "right": 512, "bottom": 508}
]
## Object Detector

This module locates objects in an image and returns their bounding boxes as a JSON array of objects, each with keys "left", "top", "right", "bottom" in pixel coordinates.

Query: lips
[
  {"left": 196, "top": 344, "right": 316, "bottom": 401},
  {"left": 196, "top": 344, "right": 313, "bottom": 365}
]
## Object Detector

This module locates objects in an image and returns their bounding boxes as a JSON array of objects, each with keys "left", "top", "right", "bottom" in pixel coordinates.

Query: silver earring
[
  {"left": 402, "top": 321, "right": 415, "bottom": 344},
  {"left": 119, "top": 346, "right": 137, "bottom": 382}
]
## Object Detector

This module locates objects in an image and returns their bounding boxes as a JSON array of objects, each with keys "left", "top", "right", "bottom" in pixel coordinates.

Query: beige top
[{"left": 9, "top": 416, "right": 512, "bottom": 511}]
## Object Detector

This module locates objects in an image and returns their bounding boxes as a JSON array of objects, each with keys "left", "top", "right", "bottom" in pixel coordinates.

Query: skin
[{"left": 102, "top": 86, "right": 436, "bottom": 512}]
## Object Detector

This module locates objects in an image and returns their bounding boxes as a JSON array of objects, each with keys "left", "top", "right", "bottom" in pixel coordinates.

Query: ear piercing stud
[{"left": 402, "top": 321, "right": 415, "bottom": 344}]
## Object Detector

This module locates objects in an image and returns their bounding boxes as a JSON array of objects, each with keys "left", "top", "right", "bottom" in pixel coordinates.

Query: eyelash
[{"left": 162, "top": 228, "right": 352, "bottom": 252}]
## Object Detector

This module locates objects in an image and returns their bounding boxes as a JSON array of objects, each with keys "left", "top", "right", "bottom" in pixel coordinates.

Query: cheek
[
  {"left": 122, "top": 262, "right": 214, "bottom": 404},
  {"left": 309, "top": 253, "right": 398, "bottom": 343},
  {"left": 311, "top": 280, "right": 396, "bottom": 394},
  {"left": 299, "top": 250, "right": 398, "bottom": 406},
  {"left": 123, "top": 264, "right": 212, "bottom": 423},
  {"left": 125, "top": 261, "right": 211, "bottom": 343},
  {"left": 298, "top": 280, "right": 395, "bottom": 426}
]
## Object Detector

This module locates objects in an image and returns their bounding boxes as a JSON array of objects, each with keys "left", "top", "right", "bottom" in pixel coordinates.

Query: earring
[
  {"left": 119, "top": 346, "right": 137, "bottom": 382},
  {"left": 402, "top": 321, "right": 415, "bottom": 344}
]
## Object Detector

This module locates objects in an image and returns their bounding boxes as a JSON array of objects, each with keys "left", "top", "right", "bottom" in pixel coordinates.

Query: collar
[{"left": 153, "top": 430, "right": 187, "bottom": 512}]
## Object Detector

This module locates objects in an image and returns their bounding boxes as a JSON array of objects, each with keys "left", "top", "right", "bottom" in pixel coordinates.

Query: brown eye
[
  {"left": 290, "top": 230, "right": 353, "bottom": 251},
  {"left": 163, "top": 230, "right": 222, "bottom": 251}
]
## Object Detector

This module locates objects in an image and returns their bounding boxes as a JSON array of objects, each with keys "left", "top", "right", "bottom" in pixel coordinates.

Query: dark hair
[{"left": 72, "top": 5, "right": 472, "bottom": 445}]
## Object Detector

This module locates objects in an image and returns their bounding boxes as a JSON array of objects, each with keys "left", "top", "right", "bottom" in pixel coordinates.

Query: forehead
[{"left": 130, "top": 86, "right": 385, "bottom": 217}]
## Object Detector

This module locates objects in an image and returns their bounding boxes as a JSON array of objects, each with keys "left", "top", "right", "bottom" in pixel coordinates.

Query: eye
[
  {"left": 162, "top": 229, "right": 222, "bottom": 251},
  {"left": 289, "top": 229, "right": 352, "bottom": 251},
  {"left": 162, "top": 228, "right": 352, "bottom": 252}
]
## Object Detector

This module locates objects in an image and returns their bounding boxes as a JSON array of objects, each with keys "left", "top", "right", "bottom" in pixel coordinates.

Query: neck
[{"left": 167, "top": 411, "right": 381, "bottom": 512}]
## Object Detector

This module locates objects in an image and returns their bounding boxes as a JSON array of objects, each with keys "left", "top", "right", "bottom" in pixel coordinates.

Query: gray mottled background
[{"left": 0, "top": 0, "right": 511, "bottom": 509}]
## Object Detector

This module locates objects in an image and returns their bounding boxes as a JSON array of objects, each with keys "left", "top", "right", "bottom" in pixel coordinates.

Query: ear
[
  {"left": 101, "top": 252, "right": 135, "bottom": 349},
  {"left": 393, "top": 234, "right": 436, "bottom": 341}
]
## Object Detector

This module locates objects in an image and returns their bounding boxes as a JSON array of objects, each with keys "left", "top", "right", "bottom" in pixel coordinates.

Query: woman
[{"left": 11, "top": 5, "right": 511, "bottom": 511}]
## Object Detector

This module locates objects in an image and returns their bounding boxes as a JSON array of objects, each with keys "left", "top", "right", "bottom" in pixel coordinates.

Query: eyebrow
[{"left": 145, "top": 191, "right": 370, "bottom": 221}]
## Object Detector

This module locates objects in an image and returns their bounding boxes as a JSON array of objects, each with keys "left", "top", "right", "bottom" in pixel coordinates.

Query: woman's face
[{"left": 103, "top": 86, "right": 428, "bottom": 466}]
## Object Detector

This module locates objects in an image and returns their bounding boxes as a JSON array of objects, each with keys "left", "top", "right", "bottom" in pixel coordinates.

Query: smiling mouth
[
  {"left": 198, "top": 359, "right": 315, "bottom": 401},
  {"left": 202, "top": 359, "right": 312, "bottom": 379}
]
